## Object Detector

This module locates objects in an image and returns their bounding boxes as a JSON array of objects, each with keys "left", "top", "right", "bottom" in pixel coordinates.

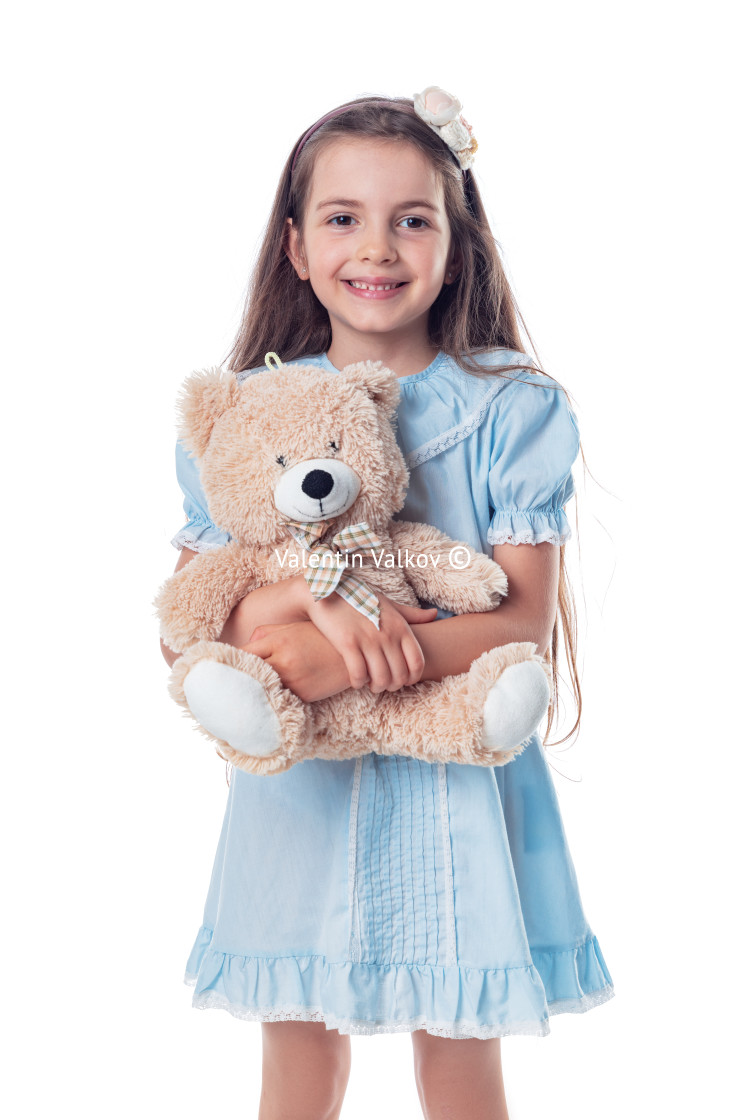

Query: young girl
[{"left": 162, "top": 88, "right": 614, "bottom": 1120}]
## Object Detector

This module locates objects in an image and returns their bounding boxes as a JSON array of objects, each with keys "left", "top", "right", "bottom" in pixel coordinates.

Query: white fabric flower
[
  {"left": 439, "top": 117, "right": 472, "bottom": 152},
  {"left": 414, "top": 86, "right": 463, "bottom": 127},
  {"left": 413, "top": 86, "right": 477, "bottom": 170}
]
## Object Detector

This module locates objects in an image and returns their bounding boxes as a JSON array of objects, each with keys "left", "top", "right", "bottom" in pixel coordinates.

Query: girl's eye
[
  {"left": 329, "top": 215, "right": 355, "bottom": 228},
  {"left": 399, "top": 216, "right": 428, "bottom": 229},
  {"left": 276, "top": 454, "right": 287, "bottom": 467}
]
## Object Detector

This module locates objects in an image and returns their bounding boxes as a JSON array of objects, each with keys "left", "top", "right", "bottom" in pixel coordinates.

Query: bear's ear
[
  {"left": 177, "top": 367, "right": 242, "bottom": 458},
  {"left": 337, "top": 360, "right": 401, "bottom": 418}
]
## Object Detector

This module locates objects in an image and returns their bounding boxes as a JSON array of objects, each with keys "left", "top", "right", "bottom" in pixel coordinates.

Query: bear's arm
[
  {"left": 388, "top": 521, "right": 508, "bottom": 614},
  {"left": 155, "top": 542, "right": 262, "bottom": 653}
]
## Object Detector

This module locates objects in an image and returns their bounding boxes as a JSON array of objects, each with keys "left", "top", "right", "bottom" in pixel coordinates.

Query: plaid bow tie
[{"left": 286, "top": 520, "right": 384, "bottom": 628}]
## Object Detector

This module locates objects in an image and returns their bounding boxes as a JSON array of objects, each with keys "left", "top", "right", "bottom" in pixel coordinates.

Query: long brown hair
[{"left": 226, "top": 96, "right": 581, "bottom": 744}]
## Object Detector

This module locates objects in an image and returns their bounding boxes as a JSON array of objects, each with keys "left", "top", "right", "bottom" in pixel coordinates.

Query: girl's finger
[
  {"left": 389, "top": 602, "right": 439, "bottom": 623},
  {"left": 370, "top": 633, "right": 411, "bottom": 693},
  {"left": 401, "top": 631, "right": 427, "bottom": 685},
  {"left": 240, "top": 636, "right": 274, "bottom": 659},
  {"left": 360, "top": 643, "right": 393, "bottom": 694},
  {"left": 385, "top": 651, "right": 413, "bottom": 692},
  {"left": 249, "top": 622, "right": 292, "bottom": 640},
  {"left": 341, "top": 645, "right": 370, "bottom": 691}
]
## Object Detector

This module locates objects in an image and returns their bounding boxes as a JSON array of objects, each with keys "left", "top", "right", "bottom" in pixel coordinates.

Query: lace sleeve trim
[
  {"left": 170, "top": 529, "right": 224, "bottom": 553},
  {"left": 487, "top": 526, "right": 571, "bottom": 547}
]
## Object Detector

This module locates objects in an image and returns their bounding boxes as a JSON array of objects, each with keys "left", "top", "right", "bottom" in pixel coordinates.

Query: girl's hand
[
  {"left": 241, "top": 622, "right": 351, "bottom": 703},
  {"left": 244, "top": 593, "right": 438, "bottom": 701},
  {"left": 219, "top": 572, "right": 312, "bottom": 647},
  {"left": 304, "top": 590, "right": 438, "bottom": 693}
]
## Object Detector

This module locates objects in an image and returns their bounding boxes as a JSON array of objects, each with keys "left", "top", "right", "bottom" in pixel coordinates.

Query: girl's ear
[
  {"left": 444, "top": 246, "right": 463, "bottom": 284},
  {"left": 285, "top": 218, "right": 309, "bottom": 280}
]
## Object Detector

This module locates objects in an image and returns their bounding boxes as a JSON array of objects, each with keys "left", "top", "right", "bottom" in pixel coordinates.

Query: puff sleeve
[
  {"left": 170, "top": 440, "right": 230, "bottom": 552},
  {"left": 486, "top": 378, "right": 580, "bottom": 547}
]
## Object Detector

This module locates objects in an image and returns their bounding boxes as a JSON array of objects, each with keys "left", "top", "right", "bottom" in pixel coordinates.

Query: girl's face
[{"left": 287, "top": 138, "right": 460, "bottom": 361}]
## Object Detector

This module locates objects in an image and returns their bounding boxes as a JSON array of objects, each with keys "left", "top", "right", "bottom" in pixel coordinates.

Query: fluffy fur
[{"left": 156, "top": 361, "right": 550, "bottom": 774}]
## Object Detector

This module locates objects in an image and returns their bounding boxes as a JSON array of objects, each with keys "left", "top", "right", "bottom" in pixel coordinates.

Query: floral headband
[
  {"left": 290, "top": 86, "right": 477, "bottom": 175},
  {"left": 413, "top": 87, "right": 478, "bottom": 171}
]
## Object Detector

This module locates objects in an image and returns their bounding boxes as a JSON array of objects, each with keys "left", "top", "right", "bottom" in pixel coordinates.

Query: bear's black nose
[{"left": 301, "top": 469, "right": 334, "bottom": 500}]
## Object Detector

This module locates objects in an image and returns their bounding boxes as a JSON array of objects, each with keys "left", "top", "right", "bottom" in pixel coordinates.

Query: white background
[{"left": 3, "top": 1, "right": 744, "bottom": 1116}]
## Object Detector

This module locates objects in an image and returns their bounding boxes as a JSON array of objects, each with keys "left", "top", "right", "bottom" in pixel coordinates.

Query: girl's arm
[
  {"left": 413, "top": 542, "right": 560, "bottom": 680},
  {"left": 243, "top": 542, "right": 559, "bottom": 701},
  {"left": 160, "top": 547, "right": 313, "bottom": 668},
  {"left": 160, "top": 548, "right": 437, "bottom": 689}
]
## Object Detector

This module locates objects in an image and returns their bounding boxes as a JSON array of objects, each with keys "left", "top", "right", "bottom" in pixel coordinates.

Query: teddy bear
[{"left": 156, "top": 358, "right": 551, "bottom": 775}]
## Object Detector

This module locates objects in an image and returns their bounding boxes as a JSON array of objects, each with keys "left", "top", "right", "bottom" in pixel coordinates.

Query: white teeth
[{"left": 348, "top": 280, "right": 401, "bottom": 291}]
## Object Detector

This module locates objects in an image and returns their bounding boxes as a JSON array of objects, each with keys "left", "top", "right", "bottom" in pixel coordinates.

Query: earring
[{"left": 300, "top": 266, "right": 307, "bottom": 273}]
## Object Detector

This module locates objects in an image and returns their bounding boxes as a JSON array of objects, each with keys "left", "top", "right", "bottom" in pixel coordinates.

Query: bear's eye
[
  {"left": 276, "top": 454, "right": 288, "bottom": 467},
  {"left": 328, "top": 441, "right": 339, "bottom": 453}
]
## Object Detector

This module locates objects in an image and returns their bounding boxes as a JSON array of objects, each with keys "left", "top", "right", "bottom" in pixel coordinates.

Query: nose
[
  {"left": 301, "top": 469, "right": 335, "bottom": 500},
  {"left": 358, "top": 222, "right": 397, "bottom": 265}
]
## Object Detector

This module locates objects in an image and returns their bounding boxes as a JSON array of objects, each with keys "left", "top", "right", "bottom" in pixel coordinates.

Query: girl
[{"left": 162, "top": 88, "right": 614, "bottom": 1120}]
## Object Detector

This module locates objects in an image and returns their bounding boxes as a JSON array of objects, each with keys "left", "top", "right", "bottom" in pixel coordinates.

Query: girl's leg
[
  {"left": 258, "top": 1020, "right": 352, "bottom": 1120},
  {"left": 411, "top": 1030, "right": 510, "bottom": 1120}
]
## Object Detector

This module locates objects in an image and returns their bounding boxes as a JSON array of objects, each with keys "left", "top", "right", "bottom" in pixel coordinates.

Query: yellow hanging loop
[{"left": 265, "top": 352, "right": 283, "bottom": 372}]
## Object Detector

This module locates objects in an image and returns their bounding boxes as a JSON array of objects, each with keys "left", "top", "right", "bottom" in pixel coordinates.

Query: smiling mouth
[{"left": 345, "top": 280, "right": 406, "bottom": 291}]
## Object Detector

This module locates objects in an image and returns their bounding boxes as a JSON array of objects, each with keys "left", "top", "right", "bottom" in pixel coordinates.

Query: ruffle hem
[{"left": 184, "top": 926, "right": 614, "bottom": 1039}]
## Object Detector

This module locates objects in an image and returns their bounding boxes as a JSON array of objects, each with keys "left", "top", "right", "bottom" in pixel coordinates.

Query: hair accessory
[
  {"left": 265, "top": 352, "right": 283, "bottom": 371},
  {"left": 290, "top": 98, "right": 392, "bottom": 175},
  {"left": 290, "top": 91, "right": 477, "bottom": 177},
  {"left": 413, "top": 87, "right": 477, "bottom": 170}
]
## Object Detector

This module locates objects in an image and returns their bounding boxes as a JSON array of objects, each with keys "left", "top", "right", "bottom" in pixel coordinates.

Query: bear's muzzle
[{"left": 274, "top": 457, "right": 362, "bottom": 522}]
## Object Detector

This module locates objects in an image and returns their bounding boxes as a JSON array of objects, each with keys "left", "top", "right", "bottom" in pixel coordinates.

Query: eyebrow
[{"left": 315, "top": 197, "right": 439, "bottom": 212}]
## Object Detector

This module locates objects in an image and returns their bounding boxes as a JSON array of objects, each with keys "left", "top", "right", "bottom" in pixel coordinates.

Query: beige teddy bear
[{"left": 156, "top": 359, "right": 551, "bottom": 775}]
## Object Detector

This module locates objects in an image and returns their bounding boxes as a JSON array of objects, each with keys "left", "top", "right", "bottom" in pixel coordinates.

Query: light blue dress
[{"left": 173, "top": 349, "right": 614, "bottom": 1038}]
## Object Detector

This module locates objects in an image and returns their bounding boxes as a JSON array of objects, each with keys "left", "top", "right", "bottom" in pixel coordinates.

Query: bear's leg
[
  {"left": 357, "top": 642, "right": 550, "bottom": 767},
  {"left": 470, "top": 643, "right": 551, "bottom": 763},
  {"left": 169, "top": 641, "right": 312, "bottom": 775}
]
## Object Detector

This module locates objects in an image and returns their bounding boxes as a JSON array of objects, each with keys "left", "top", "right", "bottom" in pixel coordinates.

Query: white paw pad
[
  {"left": 183, "top": 661, "right": 281, "bottom": 757},
  {"left": 482, "top": 661, "right": 551, "bottom": 750}
]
